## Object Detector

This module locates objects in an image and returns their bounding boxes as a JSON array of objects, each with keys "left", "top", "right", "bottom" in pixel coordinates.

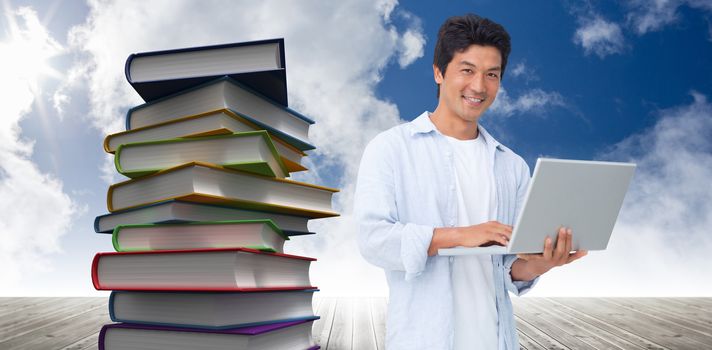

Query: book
[
  {"left": 126, "top": 77, "right": 314, "bottom": 151},
  {"left": 115, "top": 131, "right": 289, "bottom": 179},
  {"left": 125, "top": 38, "right": 289, "bottom": 106},
  {"left": 93, "top": 200, "right": 314, "bottom": 236},
  {"left": 108, "top": 290, "right": 317, "bottom": 329},
  {"left": 91, "top": 248, "right": 315, "bottom": 291},
  {"left": 99, "top": 321, "right": 320, "bottom": 350},
  {"left": 103, "top": 109, "right": 307, "bottom": 173},
  {"left": 112, "top": 220, "right": 288, "bottom": 253},
  {"left": 107, "top": 162, "right": 339, "bottom": 218}
]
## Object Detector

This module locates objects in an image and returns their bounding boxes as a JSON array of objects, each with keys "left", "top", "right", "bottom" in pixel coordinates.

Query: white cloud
[
  {"left": 508, "top": 61, "right": 539, "bottom": 84},
  {"left": 0, "top": 6, "right": 83, "bottom": 292},
  {"left": 488, "top": 86, "right": 566, "bottom": 117},
  {"left": 510, "top": 62, "right": 526, "bottom": 78},
  {"left": 63, "top": 0, "right": 427, "bottom": 295},
  {"left": 573, "top": 16, "right": 626, "bottom": 58},
  {"left": 528, "top": 91, "right": 712, "bottom": 296},
  {"left": 626, "top": 0, "right": 712, "bottom": 35}
]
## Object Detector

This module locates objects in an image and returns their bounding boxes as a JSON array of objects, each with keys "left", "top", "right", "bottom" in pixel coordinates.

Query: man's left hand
[{"left": 512, "top": 227, "right": 588, "bottom": 281}]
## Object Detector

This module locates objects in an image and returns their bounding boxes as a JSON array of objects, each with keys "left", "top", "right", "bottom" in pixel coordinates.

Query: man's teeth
[{"left": 464, "top": 96, "right": 484, "bottom": 103}]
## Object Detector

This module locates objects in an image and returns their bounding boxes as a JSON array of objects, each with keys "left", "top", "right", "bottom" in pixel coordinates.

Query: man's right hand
[
  {"left": 459, "top": 221, "right": 512, "bottom": 247},
  {"left": 428, "top": 221, "right": 512, "bottom": 256}
]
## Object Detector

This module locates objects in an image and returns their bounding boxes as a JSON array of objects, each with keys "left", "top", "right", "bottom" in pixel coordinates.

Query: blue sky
[{"left": 1, "top": 0, "right": 711, "bottom": 296}]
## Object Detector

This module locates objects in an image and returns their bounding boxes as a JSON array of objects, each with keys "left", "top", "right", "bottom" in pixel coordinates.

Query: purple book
[{"left": 99, "top": 319, "right": 320, "bottom": 350}]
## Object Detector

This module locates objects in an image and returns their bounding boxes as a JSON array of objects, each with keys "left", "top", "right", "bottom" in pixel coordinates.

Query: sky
[{"left": 1, "top": 0, "right": 711, "bottom": 297}]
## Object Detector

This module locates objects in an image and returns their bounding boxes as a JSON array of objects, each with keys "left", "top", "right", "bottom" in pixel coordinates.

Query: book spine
[
  {"left": 93, "top": 215, "right": 104, "bottom": 233},
  {"left": 91, "top": 253, "right": 102, "bottom": 290},
  {"left": 102, "top": 134, "right": 114, "bottom": 154},
  {"left": 98, "top": 324, "right": 109, "bottom": 350},
  {"left": 125, "top": 105, "right": 136, "bottom": 130},
  {"left": 114, "top": 144, "right": 126, "bottom": 175},
  {"left": 111, "top": 226, "right": 123, "bottom": 252},
  {"left": 124, "top": 53, "right": 136, "bottom": 83},
  {"left": 108, "top": 291, "right": 118, "bottom": 322}
]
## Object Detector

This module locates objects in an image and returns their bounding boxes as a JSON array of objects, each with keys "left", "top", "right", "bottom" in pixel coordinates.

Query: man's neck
[{"left": 429, "top": 109, "right": 479, "bottom": 140}]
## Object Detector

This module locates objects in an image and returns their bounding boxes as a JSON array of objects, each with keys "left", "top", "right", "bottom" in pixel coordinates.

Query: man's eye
[
  {"left": 462, "top": 69, "right": 473, "bottom": 74},
  {"left": 488, "top": 73, "right": 499, "bottom": 79}
]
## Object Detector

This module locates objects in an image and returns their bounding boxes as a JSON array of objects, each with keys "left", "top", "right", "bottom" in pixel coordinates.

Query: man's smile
[{"left": 463, "top": 94, "right": 486, "bottom": 106}]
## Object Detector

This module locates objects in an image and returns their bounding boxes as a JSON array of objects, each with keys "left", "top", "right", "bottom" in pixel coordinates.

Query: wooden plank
[
  {"left": 59, "top": 330, "right": 101, "bottom": 350},
  {"left": 554, "top": 298, "right": 710, "bottom": 349},
  {"left": 0, "top": 300, "right": 109, "bottom": 349},
  {"left": 518, "top": 298, "right": 643, "bottom": 350},
  {"left": 663, "top": 298, "right": 712, "bottom": 313},
  {"left": 514, "top": 298, "right": 598, "bottom": 350},
  {"left": 517, "top": 329, "right": 547, "bottom": 350},
  {"left": 0, "top": 297, "right": 56, "bottom": 313},
  {"left": 690, "top": 298, "right": 712, "bottom": 308},
  {"left": 513, "top": 315, "right": 568, "bottom": 350},
  {"left": 536, "top": 298, "right": 669, "bottom": 350},
  {"left": 313, "top": 297, "right": 336, "bottom": 347},
  {"left": 0, "top": 297, "right": 71, "bottom": 325},
  {"left": 352, "top": 298, "right": 377, "bottom": 350},
  {"left": 327, "top": 298, "right": 354, "bottom": 349},
  {"left": 0, "top": 298, "right": 106, "bottom": 341},
  {"left": 631, "top": 298, "right": 712, "bottom": 325},
  {"left": 369, "top": 297, "right": 387, "bottom": 350},
  {"left": 606, "top": 298, "right": 712, "bottom": 337}
]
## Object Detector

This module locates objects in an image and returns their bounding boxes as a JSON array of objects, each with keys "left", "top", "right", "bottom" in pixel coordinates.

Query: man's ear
[{"left": 433, "top": 64, "right": 444, "bottom": 84}]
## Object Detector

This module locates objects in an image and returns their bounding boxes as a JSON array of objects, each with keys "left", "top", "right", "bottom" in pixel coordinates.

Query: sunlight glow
[{"left": 0, "top": 6, "right": 63, "bottom": 98}]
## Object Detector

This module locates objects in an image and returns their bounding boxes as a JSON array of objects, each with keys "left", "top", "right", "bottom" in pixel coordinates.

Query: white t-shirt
[{"left": 445, "top": 133, "right": 498, "bottom": 350}]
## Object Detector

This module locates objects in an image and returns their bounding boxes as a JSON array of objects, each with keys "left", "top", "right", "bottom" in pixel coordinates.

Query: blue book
[
  {"left": 93, "top": 200, "right": 314, "bottom": 236},
  {"left": 125, "top": 76, "right": 314, "bottom": 151},
  {"left": 108, "top": 290, "right": 318, "bottom": 329},
  {"left": 125, "top": 38, "right": 289, "bottom": 106}
]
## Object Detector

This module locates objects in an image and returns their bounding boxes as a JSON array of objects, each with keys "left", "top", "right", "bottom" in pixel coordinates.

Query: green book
[
  {"left": 112, "top": 219, "right": 289, "bottom": 253},
  {"left": 114, "top": 131, "right": 289, "bottom": 178}
]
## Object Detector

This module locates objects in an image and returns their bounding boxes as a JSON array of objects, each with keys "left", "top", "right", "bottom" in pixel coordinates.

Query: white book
[
  {"left": 107, "top": 162, "right": 338, "bottom": 218},
  {"left": 115, "top": 131, "right": 289, "bottom": 179},
  {"left": 126, "top": 77, "right": 314, "bottom": 151},
  {"left": 104, "top": 109, "right": 306, "bottom": 172},
  {"left": 113, "top": 220, "right": 288, "bottom": 253}
]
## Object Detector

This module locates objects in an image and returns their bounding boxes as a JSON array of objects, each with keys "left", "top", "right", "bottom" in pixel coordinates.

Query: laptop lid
[{"left": 439, "top": 158, "right": 636, "bottom": 256}]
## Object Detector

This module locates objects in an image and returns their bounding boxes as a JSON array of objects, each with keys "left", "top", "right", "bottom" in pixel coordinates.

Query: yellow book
[{"left": 107, "top": 162, "right": 339, "bottom": 218}]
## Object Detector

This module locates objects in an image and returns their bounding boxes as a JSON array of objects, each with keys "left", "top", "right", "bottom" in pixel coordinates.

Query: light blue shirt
[{"left": 354, "top": 111, "right": 538, "bottom": 350}]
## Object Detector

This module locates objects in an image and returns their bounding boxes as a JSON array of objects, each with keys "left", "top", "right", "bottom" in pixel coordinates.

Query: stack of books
[{"left": 92, "top": 39, "right": 338, "bottom": 350}]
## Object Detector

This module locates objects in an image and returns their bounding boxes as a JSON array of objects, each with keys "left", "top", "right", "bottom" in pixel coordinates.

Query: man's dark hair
[{"left": 433, "top": 14, "right": 511, "bottom": 97}]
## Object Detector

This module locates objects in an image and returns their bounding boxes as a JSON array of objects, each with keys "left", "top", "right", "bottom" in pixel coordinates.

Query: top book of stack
[{"left": 125, "top": 38, "right": 288, "bottom": 106}]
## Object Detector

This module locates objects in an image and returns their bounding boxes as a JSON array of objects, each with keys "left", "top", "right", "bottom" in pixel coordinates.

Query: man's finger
[
  {"left": 542, "top": 236, "right": 553, "bottom": 260},
  {"left": 566, "top": 250, "right": 588, "bottom": 264},
  {"left": 553, "top": 228, "right": 567, "bottom": 263},
  {"left": 564, "top": 229, "right": 573, "bottom": 263}
]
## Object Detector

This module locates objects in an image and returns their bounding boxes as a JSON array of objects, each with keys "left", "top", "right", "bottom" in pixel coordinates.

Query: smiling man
[{"left": 354, "top": 14, "right": 586, "bottom": 349}]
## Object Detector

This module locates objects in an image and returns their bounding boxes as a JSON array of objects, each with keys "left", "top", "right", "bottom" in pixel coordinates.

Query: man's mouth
[{"left": 463, "top": 95, "right": 485, "bottom": 105}]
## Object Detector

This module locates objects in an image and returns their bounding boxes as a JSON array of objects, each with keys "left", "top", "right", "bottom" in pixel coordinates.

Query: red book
[{"left": 92, "top": 247, "right": 315, "bottom": 291}]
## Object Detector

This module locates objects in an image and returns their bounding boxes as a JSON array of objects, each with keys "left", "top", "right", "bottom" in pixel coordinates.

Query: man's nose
[{"left": 468, "top": 73, "right": 486, "bottom": 93}]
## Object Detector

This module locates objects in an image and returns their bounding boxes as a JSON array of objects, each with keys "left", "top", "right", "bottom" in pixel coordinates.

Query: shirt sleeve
[
  {"left": 354, "top": 133, "right": 434, "bottom": 280},
  {"left": 503, "top": 159, "right": 539, "bottom": 295}
]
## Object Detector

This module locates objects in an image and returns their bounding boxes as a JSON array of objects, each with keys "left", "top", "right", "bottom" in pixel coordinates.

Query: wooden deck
[{"left": 1, "top": 297, "right": 711, "bottom": 349}]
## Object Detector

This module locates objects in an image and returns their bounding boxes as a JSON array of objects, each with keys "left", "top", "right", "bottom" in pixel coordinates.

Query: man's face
[{"left": 434, "top": 44, "right": 501, "bottom": 124}]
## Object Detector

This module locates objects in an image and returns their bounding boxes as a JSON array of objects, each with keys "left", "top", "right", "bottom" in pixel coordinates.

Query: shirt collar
[{"left": 409, "top": 111, "right": 505, "bottom": 152}]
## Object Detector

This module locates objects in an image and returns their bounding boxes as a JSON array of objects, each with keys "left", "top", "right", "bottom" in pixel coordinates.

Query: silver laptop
[{"left": 438, "top": 158, "right": 636, "bottom": 256}]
